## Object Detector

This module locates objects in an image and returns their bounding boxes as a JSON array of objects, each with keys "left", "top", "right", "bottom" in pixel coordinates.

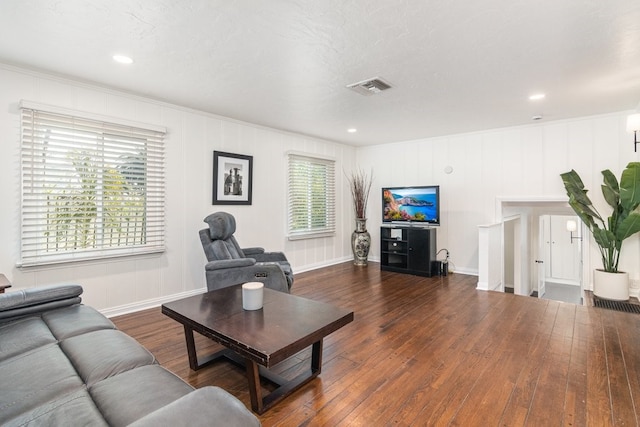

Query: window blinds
[
  {"left": 19, "top": 106, "right": 166, "bottom": 267},
  {"left": 287, "top": 153, "right": 336, "bottom": 239}
]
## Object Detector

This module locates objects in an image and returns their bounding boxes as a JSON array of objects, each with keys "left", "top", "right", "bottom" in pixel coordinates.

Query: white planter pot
[{"left": 593, "top": 269, "right": 629, "bottom": 301}]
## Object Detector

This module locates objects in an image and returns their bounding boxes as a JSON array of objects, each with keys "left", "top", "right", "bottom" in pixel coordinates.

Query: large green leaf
[
  {"left": 592, "top": 226, "right": 615, "bottom": 249},
  {"left": 560, "top": 169, "right": 585, "bottom": 189},
  {"left": 566, "top": 190, "right": 603, "bottom": 227},
  {"left": 561, "top": 170, "right": 593, "bottom": 208},
  {"left": 620, "top": 162, "right": 640, "bottom": 212},
  {"left": 567, "top": 198, "right": 596, "bottom": 228},
  {"left": 602, "top": 185, "right": 619, "bottom": 209},
  {"left": 616, "top": 211, "right": 640, "bottom": 241},
  {"left": 602, "top": 169, "right": 619, "bottom": 192},
  {"left": 601, "top": 169, "right": 619, "bottom": 209}
]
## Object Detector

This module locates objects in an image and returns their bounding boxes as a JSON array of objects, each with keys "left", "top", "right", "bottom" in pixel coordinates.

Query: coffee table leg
[
  {"left": 183, "top": 325, "right": 199, "bottom": 371},
  {"left": 246, "top": 359, "right": 263, "bottom": 414},
  {"left": 311, "top": 340, "right": 323, "bottom": 374},
  {"left": 244, "top": 339, "right": 326, "bottom": 414}
]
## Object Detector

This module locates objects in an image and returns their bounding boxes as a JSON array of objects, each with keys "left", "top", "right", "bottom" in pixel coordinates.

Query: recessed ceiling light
[
  {"left": 113, "top": 55, "right": 133, "bottom": 64},
  {"left": 347, "top": 128, "right": 357, "bottom": 133},
  {"left": 529, "top": 93, "right": 545, "bottom": 100}
]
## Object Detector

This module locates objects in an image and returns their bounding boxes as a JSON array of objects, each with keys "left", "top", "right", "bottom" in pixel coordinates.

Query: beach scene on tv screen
[{"left": 383, "top": 188, "right": 437, "bottom": 222}]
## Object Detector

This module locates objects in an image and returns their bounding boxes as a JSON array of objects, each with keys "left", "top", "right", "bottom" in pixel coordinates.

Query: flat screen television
[{"left": 382, "top": 185, "right": 440, "bottom": 225}]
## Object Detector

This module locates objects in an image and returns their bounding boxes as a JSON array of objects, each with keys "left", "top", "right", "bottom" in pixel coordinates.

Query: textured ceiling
[{"left": 1, "top": 0, "right": 639, "bottom": 146}]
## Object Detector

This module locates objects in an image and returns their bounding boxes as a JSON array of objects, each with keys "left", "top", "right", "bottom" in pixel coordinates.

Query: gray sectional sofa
[{"left": 0, "top": 284, "right": 260, "bottom": 426}]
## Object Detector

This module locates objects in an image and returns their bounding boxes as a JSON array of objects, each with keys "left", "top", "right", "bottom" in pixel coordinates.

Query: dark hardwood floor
[{"left": 112, "top": 262, "right": 640, "bottom": 426}]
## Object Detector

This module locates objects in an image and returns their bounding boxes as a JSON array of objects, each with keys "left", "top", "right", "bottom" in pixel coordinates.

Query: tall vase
[{"left": 351, "top": 218, "right": 371, "bottom": 266}]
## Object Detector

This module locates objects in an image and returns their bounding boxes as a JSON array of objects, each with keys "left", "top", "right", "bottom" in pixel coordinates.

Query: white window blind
[
  {"left": 287, "top": 153, "right": 335, "bottom": 240},
  {"left": 19, "top": 106, "right": 166, "bottom": 267}
]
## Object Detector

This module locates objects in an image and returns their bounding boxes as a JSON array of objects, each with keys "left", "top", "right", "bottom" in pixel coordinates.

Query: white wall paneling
[
  {"left": 0, "top": 64, "right": 355, "bottom": 315},
  {"left": 2, "top": 63, "right": 640, "bottom": 313},
  {"left": 357, "top": 111, "right": 640, "bottom": 280}
]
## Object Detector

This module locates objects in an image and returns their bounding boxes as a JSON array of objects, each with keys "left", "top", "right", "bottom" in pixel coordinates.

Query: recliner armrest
[
  {"left": 242, "top": 247, "right": 265, "bottom": 255},
  {"left": 205, "top": 262, "right": 288, "bottom": 293},
  {"left": 252, "top": 251, "right": 288, "bottom": 263},
  {"left": 205, "top": 258, "right": 255, "bottom": 271}
]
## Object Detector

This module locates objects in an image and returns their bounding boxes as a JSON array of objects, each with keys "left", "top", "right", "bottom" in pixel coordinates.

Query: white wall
[
  {"left": 0, "top": 64, "right": 356, "bottom": 315},
  {"left": 358, "top": 112, "right": 640, "bottom": 287},
  {"left": 3, "top": 63, "right": 639, "bottom": 313}
]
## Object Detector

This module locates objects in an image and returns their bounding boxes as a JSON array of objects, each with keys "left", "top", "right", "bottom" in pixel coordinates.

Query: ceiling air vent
[{"left": 346, "top": 77, "right": 392, "bottom": 96}]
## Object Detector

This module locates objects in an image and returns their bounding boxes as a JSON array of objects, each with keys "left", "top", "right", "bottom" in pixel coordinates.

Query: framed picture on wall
[{"left": 212, "top": 151, "right": 253, "bottom": 205}]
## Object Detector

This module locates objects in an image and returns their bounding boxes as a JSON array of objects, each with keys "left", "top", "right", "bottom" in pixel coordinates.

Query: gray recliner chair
[{"left": 199, "top": 212, "right": 293, "bottom": 293}]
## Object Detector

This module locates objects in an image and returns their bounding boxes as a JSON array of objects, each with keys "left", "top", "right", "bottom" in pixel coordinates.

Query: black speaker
[
  {"left": 441, "top": 260, "right": 448, "bottom": 276},
  {"left": 431, "top": 260, "right": 448, "bottom": 276}
]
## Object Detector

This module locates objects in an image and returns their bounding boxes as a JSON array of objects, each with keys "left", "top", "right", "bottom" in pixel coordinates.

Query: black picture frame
[{"left": 212, "top": 151, "right": 253, "bottom": 205}]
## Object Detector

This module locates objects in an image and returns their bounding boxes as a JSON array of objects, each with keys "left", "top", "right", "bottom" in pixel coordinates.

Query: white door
[
  {"left": 538, "top": 214, "right": 583, "bottom": 303},
  {"left": 549, "top": 215, "right": 581, "bottom": 282}
]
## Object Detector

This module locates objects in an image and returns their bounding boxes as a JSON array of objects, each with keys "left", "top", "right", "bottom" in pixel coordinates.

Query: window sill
[
  {"left": 17, "top": 247, "right": 166, "bottom": 269},
  {"left": 287, "top": 232, "right": 335, "bottom": 241}
]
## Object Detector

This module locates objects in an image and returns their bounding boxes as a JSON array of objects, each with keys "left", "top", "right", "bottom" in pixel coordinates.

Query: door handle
[{"left": 535, "top": 260, "right": 544, "bottom": 264}]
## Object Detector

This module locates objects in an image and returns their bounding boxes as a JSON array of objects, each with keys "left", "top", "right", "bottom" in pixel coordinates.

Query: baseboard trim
[
  {"left": 452, "top": 267, "right": 478, "bottom": 277},
  {"left": 294, "top": 256, "right": 353, "bottom": 274},
  {"left": 101, "top": 288, "right": 205, "bottom": 318},
  {"left": 101, "top": 259, "right": 481, "bottom": 318},
  {"left": 102, "top": 258, "right": 352, "bottom": 317}
]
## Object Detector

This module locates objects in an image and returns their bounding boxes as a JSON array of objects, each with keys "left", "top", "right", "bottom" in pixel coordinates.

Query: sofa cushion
[
  {"left": 129, "top": 386, "right": 261, "bottom": 427},
  {"left": 90, "top": 365, "right": 195, "bottom": 426},
  {"left": 61, "top": 329, "right": 156, "bottom": 387},
  {"left": 43, "top": 304, "right": 115, "bottom": 340},
  {"left": 0, "top": 345, "right": 84, "bottom": 424},
  {"left": 0, "top": 317, "right": 55, "bottom": 362},
  {"left": 4, "top": 389, "right": 108, "bottom": 427}
]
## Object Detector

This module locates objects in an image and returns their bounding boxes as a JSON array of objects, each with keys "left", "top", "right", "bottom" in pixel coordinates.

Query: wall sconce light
[
  {"left": 566, "top": 220, "right": 582, "bottom": 244},
  {"left": 627, "top": 113, "right": 640, "bottom": 152}
]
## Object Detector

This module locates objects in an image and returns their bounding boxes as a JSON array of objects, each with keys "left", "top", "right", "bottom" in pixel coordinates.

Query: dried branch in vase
[{"left": 347, "top": 168, "right": 373, "bottom": 219}]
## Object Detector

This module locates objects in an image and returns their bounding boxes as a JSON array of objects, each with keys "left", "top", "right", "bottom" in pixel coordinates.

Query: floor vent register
[{"left": 594, "top": 297, "right": 640, "bottom": 314}]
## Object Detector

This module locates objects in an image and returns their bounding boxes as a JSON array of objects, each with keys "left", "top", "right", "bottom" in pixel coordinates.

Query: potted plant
[
  {"left": 347, "top": 168, "right": 373, "bottom": 266},
  {"left": 560, "top": 162, "right": 640, "bottom": 300}
]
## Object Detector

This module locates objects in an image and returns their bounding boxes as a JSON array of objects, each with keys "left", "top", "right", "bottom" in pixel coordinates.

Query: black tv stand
[{"left": 380, "top": 225, "right": 436, "bottom": 277}]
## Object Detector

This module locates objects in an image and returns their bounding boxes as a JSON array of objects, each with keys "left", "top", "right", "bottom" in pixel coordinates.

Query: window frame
[
  {"left": 286, "top": 151, "right": 336, "bottom": 240},
  {"left": 18, "top": 101, "right": 166, "bottom": 268}
]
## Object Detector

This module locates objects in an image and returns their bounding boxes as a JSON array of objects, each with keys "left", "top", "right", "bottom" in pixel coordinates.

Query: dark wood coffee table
[{"left": 161, "top": 285, "right": 354, "bottom": 414}]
